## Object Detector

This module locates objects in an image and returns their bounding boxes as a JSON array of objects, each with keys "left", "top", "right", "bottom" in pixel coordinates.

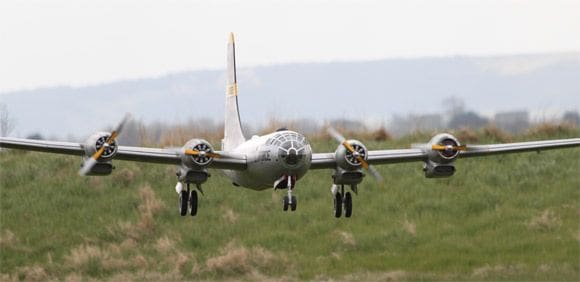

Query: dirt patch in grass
[
  {"left": 336, "top": 231, "right": 356, "bottom": 246},
  {"left": 112, "top": 168, "right": 136, "bottom": 187},
  {"left": 402, "top": 218, "right": 417, "bottom": 237},
  {"left": 222, "top": 207, "right": 239, "bottom": 224},
  {"left": 527, "top": 209, "right": 562, "bottom": 232},
  {"left": 16, "top": 265, "right": 49, "bottom": 282},
  {"left": 64, "top": 244, "right": 129, "bottom": 273},
  {"left": 110, "top": 184, "right": 166, "bottom": 242},
  {"left": 318, "top": 271, "right": 407, "bottom": 281},
  {"left": 472, "top": 264, "right": 527, "bottom": 279},
  {"left": 0, "top": 230, "right": 16, "bottom": 247},
  {"left": 154, "top": 236, "right": 176, "bottom": 254},
  {"left": 205, "top": 241, "right": 283, "bottom": 276}
]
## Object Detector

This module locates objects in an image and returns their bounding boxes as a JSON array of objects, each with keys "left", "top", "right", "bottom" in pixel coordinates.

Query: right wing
[
  {"left": 0, "top": 137, "right": 247, "bottom": 170},
  {"left": 310, "top": 138, "right": 580, "bottom": 169}
]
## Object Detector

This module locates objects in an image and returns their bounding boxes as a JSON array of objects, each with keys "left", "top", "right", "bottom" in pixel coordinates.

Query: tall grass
[{"left": 1, "top": 129, "right": 579, "bottom": 281}]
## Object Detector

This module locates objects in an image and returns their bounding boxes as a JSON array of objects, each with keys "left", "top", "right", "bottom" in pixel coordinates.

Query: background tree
[{"left": 0, "top": 102, "right": 15, "bottom": 137}]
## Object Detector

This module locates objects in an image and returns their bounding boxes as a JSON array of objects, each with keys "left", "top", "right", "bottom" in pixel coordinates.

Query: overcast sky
[{"left": 1, "top": 0, "right": 579, "bottom": 93}]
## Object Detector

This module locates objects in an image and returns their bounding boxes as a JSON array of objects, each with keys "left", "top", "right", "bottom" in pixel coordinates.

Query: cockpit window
[
  {"left": 268, "top": 132, "right": 310, "bottom": 167},
  {"left": 266, "top": 132, "right": 306, "bottom": 146}
]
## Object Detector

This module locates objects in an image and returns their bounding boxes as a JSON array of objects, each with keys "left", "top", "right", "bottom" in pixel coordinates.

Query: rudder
[{"left": 222, "top": 32, "right": 246, "bottom": 150}]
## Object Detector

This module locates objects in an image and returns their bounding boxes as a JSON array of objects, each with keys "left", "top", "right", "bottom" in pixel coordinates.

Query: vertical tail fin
[{"left": 222, "top": 32, "right": 246, "bottom": 150}]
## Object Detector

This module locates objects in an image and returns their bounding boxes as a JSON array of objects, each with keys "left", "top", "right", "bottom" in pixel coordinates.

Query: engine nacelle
[
  {"left": 332, "top": 139, "right": 367, "bottom": 184},
  {"left": 422, "top": 133, "right": 461, "bottom": 178},
  {"left": 334, "top": 139, "right": 368, "bottom": 170},
  {"left": 332, "top": 167, "right": 365, "bottom": 185},
  {"left": 180, "top": 139, "right": 215, "bottom": 169},
  {"left": 423, "top": 160, "right": 455, "bottom": 178},
  {"left": 84, "top": 132, "right": 119, "bottom": 160},
  {"left": 426, "top": 133, "right": 461, "bottom": 164},
  {"left": 81, "top": 132, "right": 117, "bottom": 176}
]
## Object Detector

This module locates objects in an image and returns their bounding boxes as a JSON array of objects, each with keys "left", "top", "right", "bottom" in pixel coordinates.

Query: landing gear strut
[
  {"left": 332, "top": 184, "right": 354, "bottom": 218},
  {"left": 282, "top": 176, "right": 297, "bottom": 212},
  {"left": 177, "top": 183, "right": 200, "bottom": 217}
]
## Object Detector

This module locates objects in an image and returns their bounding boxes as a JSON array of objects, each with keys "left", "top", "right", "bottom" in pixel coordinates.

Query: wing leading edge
[
  {"left": 0, "top": 137, "right": 247, "bottom": 170},
  {"left": 311, "top": 138, "right": 580, "bottom": 169}
]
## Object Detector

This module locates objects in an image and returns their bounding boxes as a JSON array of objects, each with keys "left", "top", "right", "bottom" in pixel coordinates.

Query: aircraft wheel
[
  {"left": 190, "top": 190, "right": 198, "bottom": 216},
  {"left": 290, "top": 196, "right": 297, "bottom": 211},
  {"left": 179, "top": 190, "right": 189, "bottom": 216},
  {"left": 283, "top": 196, "right": 289, "bottom": 211},
  {"left": 334, "top": 192, "right": 342, "bottom": 218},
  {"left": 344, "top": 192, "right": 352, "bottom": 218}
]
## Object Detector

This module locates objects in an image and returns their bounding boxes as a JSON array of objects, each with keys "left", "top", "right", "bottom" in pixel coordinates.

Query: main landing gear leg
[
  {"left": 331, "top": 184, "right": 353, "bottom": 218},
  {"left": 178, "top": 183, "right": 199, "bottom": 217},
  {"left": 178, "top": 183, "right": 189, "bottom": 216},
  {"left": 283, "top": 176, "right": 297, "bottom": 212}
]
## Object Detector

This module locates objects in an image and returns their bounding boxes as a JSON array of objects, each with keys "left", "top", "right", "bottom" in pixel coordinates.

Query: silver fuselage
[{"left": 222, "top": 130, "right": 312, "bottom": 190}]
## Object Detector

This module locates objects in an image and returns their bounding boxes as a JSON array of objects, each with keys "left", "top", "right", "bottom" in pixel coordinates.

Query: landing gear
[
  {"left": 283, "top": 196, "right": 289, "bottom": 211},
  {"left": 334, "top": 192, "right": 342, "bottom": 218},
  {"left": 189, "top": 190, "right": 198, "bottom": 216},
  {"left": 177, "top": 183, "right": 201, "bottom": 217},
  {"left": 344, "top": 192, "right": 352, "bottom": 218},
  {"left": 179, "top": 190, "right": 189, "bottom": 216},
  {"left": 332, "top": 185, "right": 354, "bottom": 218},
  {"left": 280, "top": 175, "right": 298, "bottom": 212},
  {"left": 283, "top": 195, "right": 298, "bottom": 211}
]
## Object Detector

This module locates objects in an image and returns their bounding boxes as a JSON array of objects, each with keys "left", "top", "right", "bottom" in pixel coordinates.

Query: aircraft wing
[
  {"left": 0, "top": 137, "right": 247, "bottom": 170},
  {"left": 458, "top": 138, "right": 580, "bottom": 157},
  {"left": 310, "top": 138, "right": 580, "bottom": 169}
]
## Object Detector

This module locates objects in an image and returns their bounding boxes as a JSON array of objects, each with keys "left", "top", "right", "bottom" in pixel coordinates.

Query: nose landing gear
[{"left": 277, "top": 175, "right": 298, "bottom": 212}]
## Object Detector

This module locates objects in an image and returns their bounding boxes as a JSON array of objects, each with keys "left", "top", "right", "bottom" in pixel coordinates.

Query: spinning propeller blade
[
  {"left": 431, "top": 144, "right": 467, "bottom": 151},
  {"left": 79, "top": 113, "right": 131, "bottom": 176},
  {"left": 183, "top": 149, "right": 221, "bottom": 158}
]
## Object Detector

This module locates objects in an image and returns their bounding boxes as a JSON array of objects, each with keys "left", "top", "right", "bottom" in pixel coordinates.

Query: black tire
[
  {"left": 283, "top": 196, "right": 289, "bottom": 211},
  {"left": 189, "top": 190, "right": 198, "bottom": 216},
  {"left": 344, "top": 192, "right": 353, "bottom": 218},
  {"left": 290, "top": 196, "right": 297, "bottom": 211},
  {"left": 179, "top": 190, "right": 189, "bottom": 216},
  {"left": 334, "top": 192, "right": 342, "bottom": 218}
]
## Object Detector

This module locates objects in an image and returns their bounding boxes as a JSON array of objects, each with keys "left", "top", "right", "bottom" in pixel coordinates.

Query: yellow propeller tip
[{"left": 229, "top": 32, "right": 235, "bottom": 43}]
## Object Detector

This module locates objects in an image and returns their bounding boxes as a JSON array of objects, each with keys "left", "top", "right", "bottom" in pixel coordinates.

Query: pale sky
[{"left": 1, "top": 0, "right": 579, "bottom": 93}]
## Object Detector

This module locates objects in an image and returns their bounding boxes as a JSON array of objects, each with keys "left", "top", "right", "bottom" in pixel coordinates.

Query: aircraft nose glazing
[
  {"left": 266, "top": 131, "right": 311, "bottom": 168},
  {"left": 285, "top": 148, "right": 300, "bottom": 165}
]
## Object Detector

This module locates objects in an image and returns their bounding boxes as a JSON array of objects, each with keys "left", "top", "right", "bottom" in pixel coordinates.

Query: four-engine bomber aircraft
[{"left": 1, "top": 33, "right": 579, "bottom": 218}]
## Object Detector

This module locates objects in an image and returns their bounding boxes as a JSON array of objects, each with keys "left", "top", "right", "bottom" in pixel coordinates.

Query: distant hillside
[{"left": 1, "top": 53, "right": 579, "bottom": 138}]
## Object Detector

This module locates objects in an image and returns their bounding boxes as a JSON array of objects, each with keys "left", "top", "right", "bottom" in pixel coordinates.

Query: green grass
[{"left": 1, "top": 131, "right": 579, "bottom": 281}]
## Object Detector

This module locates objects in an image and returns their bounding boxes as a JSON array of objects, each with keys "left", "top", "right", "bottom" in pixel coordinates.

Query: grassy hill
[{"left": 1, "top": 130, "right": 579, "bottom": 281}]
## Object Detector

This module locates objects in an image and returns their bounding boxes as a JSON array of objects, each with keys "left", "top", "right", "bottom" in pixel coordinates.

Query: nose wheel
[
  {"left": 332, "top": 184, "right": 354, "bottom": 218},
  {"left": 280, "top": 175, "right": 298, "bottom": 212},
  {"left": 283, "top": 195, "right": 297, "bottom": 211}
]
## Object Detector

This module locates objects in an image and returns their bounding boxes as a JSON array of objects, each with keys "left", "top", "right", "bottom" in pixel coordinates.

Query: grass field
[{"left": 1, "top": 129, "right": 579, "bottom": 281}]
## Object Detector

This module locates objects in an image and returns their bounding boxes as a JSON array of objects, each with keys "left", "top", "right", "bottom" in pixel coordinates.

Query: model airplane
[{"left": 1, "top": 33, "right": 579, "bottom": 218}]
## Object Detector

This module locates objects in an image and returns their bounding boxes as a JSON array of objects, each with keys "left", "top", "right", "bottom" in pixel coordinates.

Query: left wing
[
  {"left": 0, "top": 137, "right": 247, "bottom": 170},
  {"left": 311, "top": 138, "right": 580, "bottom": 169}
]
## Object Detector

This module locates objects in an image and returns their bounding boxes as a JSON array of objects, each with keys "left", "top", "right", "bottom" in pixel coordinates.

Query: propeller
[
  {"left": 183, "top": 142, "right": 221, "bottom": 165},
  {"left": 78, "top": 113, "right": 131, "bottom": 176},
  {"left": 183, "top": 149, "right": 221, "bottom": 158},
  {"left": 327, "top": 127, "right": 384, "bottom": 182},
  {"left": 431, "top": 144, "right": 467, "bottom": 151}
]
